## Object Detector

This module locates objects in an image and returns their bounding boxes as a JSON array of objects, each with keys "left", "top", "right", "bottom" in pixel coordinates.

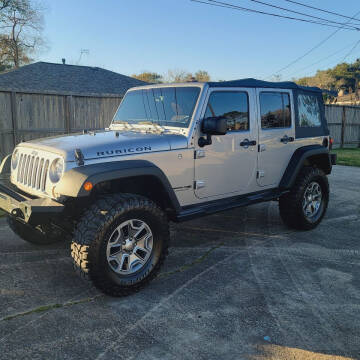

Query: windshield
[{"left": 112, "top": 87, "right": 201, "bottom": 128}]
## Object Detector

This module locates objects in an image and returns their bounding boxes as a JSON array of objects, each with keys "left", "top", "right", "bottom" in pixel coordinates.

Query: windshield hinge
[
  {"left": 194, "top": 150, "right": 205, "bottom": 159},
  {"left": 74, "top": 148, "right": 85, "bottom": 166}
]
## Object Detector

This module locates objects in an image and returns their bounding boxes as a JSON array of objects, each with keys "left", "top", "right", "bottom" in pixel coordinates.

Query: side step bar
[{"left": 175, "top": 188, "right": 287, "bottom": 222}]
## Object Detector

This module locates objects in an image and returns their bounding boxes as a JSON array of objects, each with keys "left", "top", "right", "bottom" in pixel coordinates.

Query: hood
[{"left": 18, "top": 130, "right": 188, "bottom": 162}]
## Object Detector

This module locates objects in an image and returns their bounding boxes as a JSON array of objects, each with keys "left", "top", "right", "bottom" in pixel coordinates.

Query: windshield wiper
[
  {"left": 112, "top": 120, "right": 135, "bottom": 130},
  {"left": 138, "top": 121, "right": 167, "bottom": 133}
]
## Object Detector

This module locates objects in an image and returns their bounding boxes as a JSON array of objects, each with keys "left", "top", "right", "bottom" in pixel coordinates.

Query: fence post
[
  {"left": 10, "top": 91, "right": 18, "bottom": 146},
  {"left": 340, "top": 106, "right": 346, "bottom": 148},
  {"left": 65, "top": 95, "right": 73, "bottom": 133}
]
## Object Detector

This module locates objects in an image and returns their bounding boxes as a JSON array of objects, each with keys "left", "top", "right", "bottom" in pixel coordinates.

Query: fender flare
[
  {"left": 279, "top": 145, "right": 332, "bottom": 189},
  {"left": 0, "top": 154, "right": 11, "bottom": 175},
  {"left": 55, "top": 159, "right": 181, "bottom": 212}
]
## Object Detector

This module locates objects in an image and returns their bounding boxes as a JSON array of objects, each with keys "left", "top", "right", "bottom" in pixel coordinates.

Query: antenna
[{"left": 76, "top": 49, "right": 90, "bottom": 65}]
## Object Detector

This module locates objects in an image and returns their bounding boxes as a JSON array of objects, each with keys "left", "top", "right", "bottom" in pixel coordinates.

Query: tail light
[{"left": 323, "top": 136, "right": 333, "bottom": 150}]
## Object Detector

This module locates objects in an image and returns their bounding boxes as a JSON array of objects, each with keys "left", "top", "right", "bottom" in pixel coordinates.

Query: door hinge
[
  {"left": 194, "top": 149, "right": 205, "bottom": 159},
  {"left": 257, "top": 170, "right": 265, "bottom": 179},
  {"left": 258, "top": 144, "right": 266, "bottom": 152},
  {"left": 194, "top": 180, "right": 206, "bottom": 189}
]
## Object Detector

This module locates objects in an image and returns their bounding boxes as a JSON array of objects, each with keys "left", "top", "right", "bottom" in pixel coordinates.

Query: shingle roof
[{"left": 0, "top": 62, "right": 146, "bottom": 95}]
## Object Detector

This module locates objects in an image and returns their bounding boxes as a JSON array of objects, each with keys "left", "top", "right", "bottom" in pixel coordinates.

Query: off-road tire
[
  {"left": 7, "top": 216, "right": 65, "bottom": 245},
  {"left": 71, "top": 194, "right": 169, "bottom": 297},
  {"left": 279, "top": 167, "right": 329, "bottom": 230}
]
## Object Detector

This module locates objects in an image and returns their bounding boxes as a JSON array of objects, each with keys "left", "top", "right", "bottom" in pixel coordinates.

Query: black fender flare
[
  {"left": 55, "top": 160, "right": 181, "bottom": 212},
  {"left": 279, "top": 145, "right": 332, "bottom": 189}
]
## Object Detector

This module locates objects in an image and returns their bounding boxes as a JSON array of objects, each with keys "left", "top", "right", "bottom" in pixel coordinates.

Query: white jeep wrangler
[{"left": 0, "top": 78, "right": 336, "bottom": 296}]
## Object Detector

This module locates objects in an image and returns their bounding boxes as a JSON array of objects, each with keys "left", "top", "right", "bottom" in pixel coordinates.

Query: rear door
[
  {"left": 256, "top": 89, "right": 295, "bottom": 187},
  {"left": 194, "top": 88, "right": 258, "bottom": 199}
]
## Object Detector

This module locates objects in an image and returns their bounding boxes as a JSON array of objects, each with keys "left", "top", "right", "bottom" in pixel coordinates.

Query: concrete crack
[
  {"left": 1, "top": 294, "right": 103, "bottom": 322},
  {"left": 157, "top": 242, "right": 224, "bottom": 279}
]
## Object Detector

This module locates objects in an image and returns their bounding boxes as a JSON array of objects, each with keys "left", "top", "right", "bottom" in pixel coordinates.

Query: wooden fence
[
  {"left": 0, "top": 90, "right": 122, "bottom": 161},
  {"left": 325, "top": 104, "right": 360, "bottom": 147}
]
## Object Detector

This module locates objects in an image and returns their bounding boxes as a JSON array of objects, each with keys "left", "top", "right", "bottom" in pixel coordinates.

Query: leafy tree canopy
[
  {"left": 132, "top": 72, "right": 162, "bottom": 83},
  {"left": 295, "top": 58, "right": 360, "bottom": 93},
  {"left": 132, "top": 69, "right": 211, "bottom": 83}
]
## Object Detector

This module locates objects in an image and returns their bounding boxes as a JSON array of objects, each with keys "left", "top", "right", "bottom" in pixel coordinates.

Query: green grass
[
  {"left": 0, "top": 210, "right": 5, "bottom": 218},
  {"left": 332, "top": 148, "right": 360, "bottom": 167}
]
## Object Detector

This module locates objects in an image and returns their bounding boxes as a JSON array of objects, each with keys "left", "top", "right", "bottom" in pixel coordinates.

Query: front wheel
[
  {"left": 71, "top": 194, "right": 169, "bottom": 297},
  {"left": 279, "top": 167, "right": 329, "bottom": 230}
]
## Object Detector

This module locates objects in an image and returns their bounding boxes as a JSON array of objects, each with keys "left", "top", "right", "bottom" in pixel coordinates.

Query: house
[
  {"left": 0, "top": 61, "right": 146, "bottom": 95},
  {"left": 333, "top": 90, "right": 360, "bottom": 106}
]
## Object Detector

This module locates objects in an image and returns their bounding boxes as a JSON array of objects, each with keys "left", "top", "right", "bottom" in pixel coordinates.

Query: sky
[{"left": 40, "top": 0, "right": 360, "bottom": 81}]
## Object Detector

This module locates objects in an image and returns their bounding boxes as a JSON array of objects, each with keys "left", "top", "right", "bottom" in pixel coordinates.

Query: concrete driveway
[{"left": 0, "top": 165, "right": 359, "bottom": 360}]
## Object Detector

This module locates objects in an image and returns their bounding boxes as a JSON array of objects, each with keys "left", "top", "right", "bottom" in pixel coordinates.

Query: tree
[
  {"left": 295, "top": 58, "right": 360, "bottom": 93},
  {"left": 0, "top": 1, "right": 13, "bottom": 12},
  {"left": 164, "top": 69, "right": 192, "bottom": 83},
  {"left": 132, "top": 72, "right": 162, "bottom": 83},
  {"left": 164, "top": 69, "right": 211, "bottom": 83},
  {"left": 194, "top": 70, "right": 210, "bottom": 82},
  {"left": 0, "top": 0, "right": 44, "bottom": 69}
]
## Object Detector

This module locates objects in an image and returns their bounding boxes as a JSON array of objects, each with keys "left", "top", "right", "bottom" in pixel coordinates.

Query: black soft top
[{"left": 207, "top": 78, "right": 321, "bottom": 93}]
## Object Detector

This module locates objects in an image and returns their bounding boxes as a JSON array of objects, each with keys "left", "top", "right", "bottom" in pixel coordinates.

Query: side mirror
[
  {"left": 202, "top": 116, "right": 227, "bottom": 135},
  {"left": 198, "top": 116, "right": 227, "bottom": 147}
]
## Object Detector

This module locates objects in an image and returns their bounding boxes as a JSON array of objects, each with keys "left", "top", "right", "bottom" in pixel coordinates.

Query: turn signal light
[
  {"left": 83, "top": 181, "right": 93, "bottom": 192},
  {"left": 329, "top": 136, "right": 334, "bottom": 150}
]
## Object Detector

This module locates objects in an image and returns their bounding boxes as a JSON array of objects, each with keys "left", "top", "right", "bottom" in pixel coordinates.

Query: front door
[
  {"left": 256, "top": 89, "right": 295, "bottom": 187},
  {"left": 194, "top": 88, "right": 258, "bottom": 199}
]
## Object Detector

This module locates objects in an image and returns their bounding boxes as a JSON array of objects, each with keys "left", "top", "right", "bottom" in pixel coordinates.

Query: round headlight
[
  {"left": 11, "top": 149, "right": 19, "bottom": 169},
  {"left": 49, "top": 158, "right": 64, "bottom": 183}
]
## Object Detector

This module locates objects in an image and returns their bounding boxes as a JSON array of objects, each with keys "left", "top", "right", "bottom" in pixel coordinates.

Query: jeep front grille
[{"left": 16, "top": 153, "right": 49, "bottom": 192}]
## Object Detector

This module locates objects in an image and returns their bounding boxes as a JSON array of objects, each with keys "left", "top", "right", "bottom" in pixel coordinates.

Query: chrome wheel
[
  {"left": 302, "top": 181, "right": 322, "bottom": 219},
  {"left": 106, "top": 219, "right": 153, "bottom": 275}
]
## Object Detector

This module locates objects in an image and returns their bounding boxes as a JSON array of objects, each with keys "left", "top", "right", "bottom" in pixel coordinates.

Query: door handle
[
  {"left": 280, "top": 135, "right": 294, "bottom": 144},
  {"left": 240, "top": 139, "right": 257, "bottom": 148}
]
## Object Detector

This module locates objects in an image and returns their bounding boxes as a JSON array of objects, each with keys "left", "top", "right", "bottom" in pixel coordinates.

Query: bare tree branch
[{"left": 0, "top": 0, "right": 45, "bottom": 68}]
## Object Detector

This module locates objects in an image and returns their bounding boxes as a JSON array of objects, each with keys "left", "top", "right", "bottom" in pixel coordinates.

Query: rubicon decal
[{"left": 97, "top": 146, "right": 152, "bottom": 157}]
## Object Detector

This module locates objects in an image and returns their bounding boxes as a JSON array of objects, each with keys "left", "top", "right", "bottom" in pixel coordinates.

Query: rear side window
[
  {"left": 205, "top": 91, "right": 249, "bottom": 131},
  {"left": 260, "top": 92, "right": 291, "bottom": 129},
  {"left": 298, "top": 94, "right": 321, "bottom": 127}
]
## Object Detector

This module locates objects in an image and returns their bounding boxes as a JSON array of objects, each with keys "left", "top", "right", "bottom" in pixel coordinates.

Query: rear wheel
[
  {"left": 279, "top": 167, "right": 329, "bottom": 230},
  {"left": 71, "top": 194, "right": 169, "bottom": 297},
  {"left": 7, "top": 216, "right": 65, "bottom": 245}
]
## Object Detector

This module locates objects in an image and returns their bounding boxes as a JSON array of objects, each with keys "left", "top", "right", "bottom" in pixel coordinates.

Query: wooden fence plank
[
  {"left": 10, "top": 92, "right": 17, "bottom": 146},
  {"left": 341, "top": 106, "right": 346, "bottom": 148}
]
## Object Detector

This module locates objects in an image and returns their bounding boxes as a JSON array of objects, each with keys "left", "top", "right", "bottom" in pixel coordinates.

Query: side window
[
  {"left": 260, "top": 92, "right": 291, "bottom": 129},
  {"left": 205, "top": 91, "right": 249, "bottom": 131},
  {"left": 298, "top": 94, "right": 321, "bottom": 127}
]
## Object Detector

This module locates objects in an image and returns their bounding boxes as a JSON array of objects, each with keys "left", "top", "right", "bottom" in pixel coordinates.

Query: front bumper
[{"left": 0, "top": 178, "right": 64, "bottom": 225}]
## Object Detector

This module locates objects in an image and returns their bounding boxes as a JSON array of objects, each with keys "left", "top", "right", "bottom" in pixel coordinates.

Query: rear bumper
[{"left": 0, "top": 178, "right": 64, "bottom": 225}]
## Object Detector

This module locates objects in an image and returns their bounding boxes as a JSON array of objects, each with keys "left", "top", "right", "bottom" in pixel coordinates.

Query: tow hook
[{"left": 11, "top": 208, "right": 24, "bottom": 219}]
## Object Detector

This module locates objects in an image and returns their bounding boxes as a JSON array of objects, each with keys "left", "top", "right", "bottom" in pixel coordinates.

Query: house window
[
  {"left": 298, "top": 94, "right": 321, "bottom": 127},
  {"left": 260, "top": 92, "right": 291, "bottom": 129},
  {"left": 205, "top": 91, "right": 249, "bottom": 131}
]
